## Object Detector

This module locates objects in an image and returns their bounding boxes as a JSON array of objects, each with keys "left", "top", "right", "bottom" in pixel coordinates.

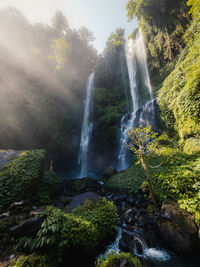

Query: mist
[{"left": 0, "top": 6, "right": 97, "bottom": 171}]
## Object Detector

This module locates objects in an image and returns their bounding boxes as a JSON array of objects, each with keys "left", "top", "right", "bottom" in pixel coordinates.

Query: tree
[
  {"left": 104, "top": 28, "right": 125, "bottom": 55},
  {"left": 52, "top": 10, "right": 68, "bottom": 34},
  {"left": 127, "top": 125, "right": 167, "bottom": 210},
  {"left": 78, "top": 26, "right": 95, "bottom": 44},
  {"left": 51, "top": 36, "right": 70, "bottom": 68},
  {"left": 126, "top": 0, "right": 190, "bottom": 62}
]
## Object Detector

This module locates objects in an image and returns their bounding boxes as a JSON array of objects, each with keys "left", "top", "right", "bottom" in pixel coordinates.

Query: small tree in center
[{"left": 127, "top": 125, "right": 166, "bottom": 210}]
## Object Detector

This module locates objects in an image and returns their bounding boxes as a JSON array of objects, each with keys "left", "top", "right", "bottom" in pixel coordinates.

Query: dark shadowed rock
[
  {"left": 158, "top": 202, "right": 199, "bottom": 255},
  {"left": 10, "top": 217, "right": 42, "bottom": 238},
  {"left": 66, "top": 192, "right": 101, "bottom": 213},
  {"left": 61, "top": 178, "right": 101, "bottom": 196}
]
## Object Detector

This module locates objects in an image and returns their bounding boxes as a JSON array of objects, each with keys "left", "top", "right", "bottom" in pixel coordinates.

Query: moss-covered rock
[
  {"left": 106, "top": 160, "right": 145, "bottom": 194},
  {"left": 0, "top": 150, "right": 45, "bottom": 212},
  {"left": 16, "top": 198, "right": 118, "bottom": 261},
  {"left": 9, "top": 254, "right": 48, "bottom": 267},
  {"left": 96, "top": 252, "right": 141, "bottom": 267}
]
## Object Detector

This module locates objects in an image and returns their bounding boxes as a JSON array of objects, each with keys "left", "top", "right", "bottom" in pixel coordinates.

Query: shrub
[
  {"left": 71, "top": 197, "right": 118, "bottom": 240},
  {"left": 158, "top": 11, "right": 200, "bottom": 141},
  {"left": 96, "top": 252, "right": 141, "bottom": 267},
  {"left": 0, "top": 150, "right": 45, "bottom": 212},
  {"left": 35, "top": 171, "right": 61, "bottom": 205},
  {"left": 16, "top": 198, "right": 118, "bottom": 262},
  {"left": 150, "top": 148, "right": 200, "bottom": 225}
]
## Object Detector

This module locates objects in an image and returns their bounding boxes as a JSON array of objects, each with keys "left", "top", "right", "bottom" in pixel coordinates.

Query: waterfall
[
  {"left": 133, "top": 237, "right": 170, "bottom": 261},
  {"left": 78, "top": 73, "right": 94, "bottom": 178},
  {"left": 117, "top": 29, "right": 153, "bottom": 171},
  {"left": 98, "top": 228, "right": 170, "bottom": 263}
]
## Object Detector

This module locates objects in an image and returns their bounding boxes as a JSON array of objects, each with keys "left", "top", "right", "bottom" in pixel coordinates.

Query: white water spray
[
  {"left": 117, "top": 29, "right": 153, "bottom": 171},
  {"left": 78, "top": 73, "right": 94, "bottom": 178}
]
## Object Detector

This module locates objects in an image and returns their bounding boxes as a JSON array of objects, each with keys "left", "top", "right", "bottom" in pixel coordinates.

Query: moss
[
  {"left": 106, "top": 160, "right": 145, "bottom": 194},
  {"left": 183, "top": 138, "right": 200, "bottom": 155},
  {"left": 96, "top": 252, "right": 141, "bottom": 267},
  {"left": 71, "top": 198, "right": 118, "bottom": 241},
  {"left": 0, "top": 150, "right": 45, "bottom": 212},
  {"left": 9, "top": 255, "right": 48, "bottom": 267}
]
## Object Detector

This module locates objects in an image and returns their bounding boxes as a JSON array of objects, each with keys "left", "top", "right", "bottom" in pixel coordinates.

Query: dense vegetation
[
  {"left": 96, "top": 252, "right": 141, "bottom": 267},
  {"left": 0, "top": 8, "right": 97, "bottom": 173},
  {"left": 15, "top": 199, "right": 117, "bottom": 265},
  {"left": 0, "top": 0, "right": 200, "bottom": 266},
  {"left": 106, "top": 0, "right": 200, "bottom": 225},
  {"left": 0, "top": 150, "right": 45, "bottom": 212}
]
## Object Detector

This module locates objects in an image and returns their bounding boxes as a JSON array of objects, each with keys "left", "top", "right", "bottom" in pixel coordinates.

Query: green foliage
[
  {"left": 127, "top": 0, "right": 190, "bottom": 81},
  {"left": 0, "top": 217, "right": 20, "bottom": 245},
  {"left": 9, "top": 255, "right": 48, "bottom": 267},
  {"left": 127, "top": 125, "right": 167, "bottom": 156},
  {"left": 149, "top": 147, "right": 200, "bottom": 225},
  {"left": 0, "top": 150, "right": 45, "bottom": 212},
  {"left": 106, "top": 158, "right": 145, "bottom": 194},
  {"left": 104, "top": 28, "right": 125, "bottom": 55},
  {"left": 71, "top": 198, "right": 118, "bottom": 240},
  {"left": 96, "top": 251, "right": 141, "bottom": 267},
  {"left": 187, "top": 0, "right": 200, "bottom": 18},
  {"left": 51, "top": 36, "right": 70, "bottom": 68},
  {"left": 183, "top": 138, "right": 200, "bottom": 155},
  {"left": 158, "top": 13, "right": 200, "bottom": 140},
  {"left": 16, "top": 206, "right": 97, "bottom": 261},
  {"left": 16, "top": 199, "right": 117, "bottom": 261},
  {"left": 35, "top": 171, "right": 61, "bottom": 205}
]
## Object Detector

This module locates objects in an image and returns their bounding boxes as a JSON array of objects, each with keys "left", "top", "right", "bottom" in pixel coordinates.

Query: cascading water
[
  {"left": 117, "top": 29, "right": 154, "bottom": 171},
  {"left": 78, "top": 73, "right": 94, "bottom": 178}
]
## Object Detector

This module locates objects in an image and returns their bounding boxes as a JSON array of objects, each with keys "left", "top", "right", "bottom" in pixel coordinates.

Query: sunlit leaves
[
  {"left": 51, "top": 36, "right": 70, "bottom": 68},
  {"left": 127, "top": 125, "right": 167, "bottom": 156}
]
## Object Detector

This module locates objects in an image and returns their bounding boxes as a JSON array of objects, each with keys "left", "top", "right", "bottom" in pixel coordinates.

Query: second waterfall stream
[{"left": 117, "top": 29, "right": 154, "bottom": 171}]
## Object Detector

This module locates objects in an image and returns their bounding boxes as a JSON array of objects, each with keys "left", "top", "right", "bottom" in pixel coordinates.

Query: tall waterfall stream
[{"left": 78, "top": 73, "right": 94, "bottom": 178}]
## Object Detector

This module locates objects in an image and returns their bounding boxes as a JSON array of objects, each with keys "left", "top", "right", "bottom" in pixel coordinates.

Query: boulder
[
  {"left": 66, "top": 192, "right": 101, "bottom": 213},
  {"left": 10, "top": 217, "right": 42, "bottom": 238},
  {"left": 62, "top": 178, "right": 101, "bottom": 196},
  {"left": 158, "top": 202, "right": 199, "bottom": 255}
]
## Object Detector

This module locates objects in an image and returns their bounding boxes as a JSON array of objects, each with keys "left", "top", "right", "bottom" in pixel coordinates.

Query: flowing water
[
  {"left": 117, "top": 29, "right": 154, "bottom": 171},
  {"left": 99, "top": 227, "right": 199, "bottom": 267},
  {"left": 78, "top": 73, "right": 94, "bottom": 178}
]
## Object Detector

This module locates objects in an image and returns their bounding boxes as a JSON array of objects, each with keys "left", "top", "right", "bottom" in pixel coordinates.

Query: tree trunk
[
  {"left": 139, "top": 153, "right": 159, "bottom": 211},
  {"left": 165, "top": 28, "right": 173, "bottom": 62}
]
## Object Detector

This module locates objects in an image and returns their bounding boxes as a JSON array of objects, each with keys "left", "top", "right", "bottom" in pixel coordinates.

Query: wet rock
[
  {"left": 158, "top": 202, "right": 199, "bottom": 255},
  {"left": 0, "top": 211, "right": 10, "bottom": 219},
  {"left": 29, "top": 207, "right": 45, "bottom": 217},
  {"left": 62, "top": 178, "right": 101, "bottom": 196},
  {"left": 119, "top": 231, "right": 133, "bottom": 253},
  {"left": 113, "top": 194, "right": 128, "bottom": 204},
  {"left": 127, "top": 196, "right": 135, "bottom": 205},
  {"left": 100, "top": 167, "right": 117, "bottom": 182},
  {"left": 10, "top": 217, "right": 42, "bottom": 238},
  {"left": 66, "top": 192, "right": 101, "bottom": 213}
]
